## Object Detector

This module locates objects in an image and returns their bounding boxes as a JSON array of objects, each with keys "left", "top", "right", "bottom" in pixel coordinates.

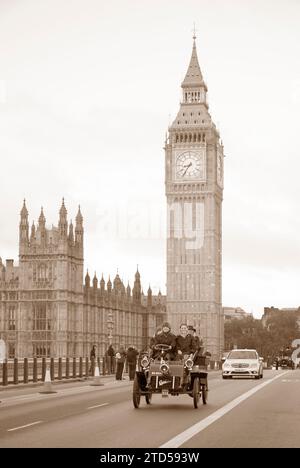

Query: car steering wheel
[{"left": 154, "top": 344, "right": 172, "bottom": 351}]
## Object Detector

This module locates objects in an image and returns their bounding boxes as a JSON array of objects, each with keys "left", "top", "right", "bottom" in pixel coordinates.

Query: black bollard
[
  {"left": 85, "top": 357, "right": 89, "bottom": 378},
  {"left": 50, "top": 358, "right": 54, "bottom": 381},
  {"left": 33, "top": 357, "right": 37, "bottom": 382},
  {"left": 23, "top": 358, "right": 28, "bottom": 384},
  {"left": 79, "top": 357, "right": 83, "bottom": 378},
  {"left": 66, "top": 357, "right": 69, "bottom": 379},
  {"left": 2, "top": 362, "right": 8, "bottom": 386},
  {"left": 42, "top": 357, "right": 46, "bottom": 381},
  {"left": 13, "top": 358, "right": 18, "bottom": 385},
  {"left": 73, "top": 357, "right": 76, "bottom": 378},
  {"left": 58, "top": 357, "right": 62, "bottom": 380}
]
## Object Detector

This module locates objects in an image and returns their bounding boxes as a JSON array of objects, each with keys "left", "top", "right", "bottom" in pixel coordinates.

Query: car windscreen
[{"left": 227, "top": 351, "right": 257, "bottom": 359}]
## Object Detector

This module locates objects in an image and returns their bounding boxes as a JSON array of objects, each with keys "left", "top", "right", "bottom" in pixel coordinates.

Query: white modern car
[{"left": 222, "top": 349, "right": 263, "bottom": 379}]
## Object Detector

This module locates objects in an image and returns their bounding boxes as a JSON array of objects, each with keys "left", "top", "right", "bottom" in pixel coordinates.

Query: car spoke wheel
[
  {"left": 193, "top": 378, "right": 200, "bottom": 409},
  {"left": 202, "top": 384, "right": 208, "bottom": 405},
  {"left": 145, "top": 393, "right": 152, "bottom": 405},
  {"left": 132, "top": 376, "right": 141, "bottom": 408}
]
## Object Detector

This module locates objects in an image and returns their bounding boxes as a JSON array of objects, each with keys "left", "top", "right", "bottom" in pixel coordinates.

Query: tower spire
[
  {"left": 58, "top": 198, "right": 68, "bottom": 238},
  {"left": 19, "top": 199, "right": 29, "bottom": 247},
  {"left": 182, "top": 36, "right": 205, "bottom": 89},
  {"left": 75, "top": 205, "right": 83, "bottom": 250}
]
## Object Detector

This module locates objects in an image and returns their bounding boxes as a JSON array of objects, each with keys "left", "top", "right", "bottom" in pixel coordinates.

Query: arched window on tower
[{"left": 38, "top": 264, "right": 48, "bottom": 281}]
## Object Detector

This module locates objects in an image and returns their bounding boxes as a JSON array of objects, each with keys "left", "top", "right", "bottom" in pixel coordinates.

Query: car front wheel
[{"left": 132, "top": 376, "right": 141, "bottom": 408}]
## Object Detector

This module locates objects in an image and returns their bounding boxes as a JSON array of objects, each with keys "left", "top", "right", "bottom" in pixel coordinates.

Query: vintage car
[
  {"left": 277, "top": 355, "right": 295, "bottom": 370},
  {"left": 132, "top": 344, "right": 210, "bottom": 409}
]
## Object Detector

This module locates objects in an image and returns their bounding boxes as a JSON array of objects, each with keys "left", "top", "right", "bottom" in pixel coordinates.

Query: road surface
[{"left": 0, "top": 369, "right": 299, "bottom": 448}]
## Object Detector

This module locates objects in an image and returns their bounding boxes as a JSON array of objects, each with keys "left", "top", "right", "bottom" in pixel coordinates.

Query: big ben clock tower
[{"left": 165, "top": 35, "right": 224, "bottom": 359}]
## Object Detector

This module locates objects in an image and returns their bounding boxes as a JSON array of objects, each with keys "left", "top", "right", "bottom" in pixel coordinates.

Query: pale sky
[{"left": 0, "top": 0, "right": 300, "bottom": 317}]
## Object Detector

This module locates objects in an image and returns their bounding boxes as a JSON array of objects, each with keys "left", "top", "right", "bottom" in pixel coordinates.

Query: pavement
[{"left": 0, "top": 369, "right": 299, "bottom": 448}]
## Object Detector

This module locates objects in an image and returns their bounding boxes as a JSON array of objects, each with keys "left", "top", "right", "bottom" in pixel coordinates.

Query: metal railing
[{"left": 0, "top": 356, "right": 116, "bottom": 386}]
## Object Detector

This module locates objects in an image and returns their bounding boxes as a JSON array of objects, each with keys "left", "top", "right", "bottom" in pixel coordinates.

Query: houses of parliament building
[{"left": 0, "top": 200, "right": 166, "bottom": 358}]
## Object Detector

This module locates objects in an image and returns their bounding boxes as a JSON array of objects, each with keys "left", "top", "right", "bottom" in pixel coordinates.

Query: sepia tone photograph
[{"left": 0, "top": 0, "right": 300, "bottom": 452}]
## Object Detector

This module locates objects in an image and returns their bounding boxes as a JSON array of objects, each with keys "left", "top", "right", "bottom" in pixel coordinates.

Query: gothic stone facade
[
  {"left": 165, "top": 37, "right": 224, "bottom": 359},
  {"left": 0, "top": 200, "right": 166, "bottom": 358}
]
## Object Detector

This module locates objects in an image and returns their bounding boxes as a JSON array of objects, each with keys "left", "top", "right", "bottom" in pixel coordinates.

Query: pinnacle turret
[{"left": 58, "top": 198, "right": 68, "bottom": 238}]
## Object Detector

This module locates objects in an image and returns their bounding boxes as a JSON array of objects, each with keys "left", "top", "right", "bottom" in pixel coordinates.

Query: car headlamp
[
  {"left": 160, "top": 362, "right": 169, "bottom": 374},
  {"left": 141, "top": 356, "right": 150, "bottom": 368},
  {"left": 184, "top": 357, "right": 194, "bottom": 370}
]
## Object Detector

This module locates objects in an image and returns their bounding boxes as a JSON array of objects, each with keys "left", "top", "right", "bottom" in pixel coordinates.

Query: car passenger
[{"left": 176, "top": 324, "right": 196, "bottom": 359}]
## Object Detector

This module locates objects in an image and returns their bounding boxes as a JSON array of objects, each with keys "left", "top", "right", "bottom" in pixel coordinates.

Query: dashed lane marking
[
  {"left": 87, "top": 403, "right": 109, "bottom": 410},
  {"left": 7, "top": 421, "right": 43, "bottom": 432}
]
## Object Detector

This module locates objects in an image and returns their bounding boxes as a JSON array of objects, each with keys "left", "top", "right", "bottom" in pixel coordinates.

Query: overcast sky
[{"left": 0, "top": 0, "right": 300, "bottom": 317}]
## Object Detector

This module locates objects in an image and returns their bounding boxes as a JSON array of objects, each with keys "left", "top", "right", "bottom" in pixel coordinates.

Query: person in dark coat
[
  {"left": 89, "top": 345, "right": 97, "bottom": 374},
  {"left": 105, "top": 344, "right": 115, "bottom": 374},
  {"left": 126, "top": 346, "right": 139, "bottom": 380},
  {"left": 188, "top": 326, "right": 205, "bottom": 365},
  {"left": 151, "top": 322, "right": 176, "bottom": 360},
  {"left": 115, "top": 346, "right": 127, "bottom": 380},
  {"left": 176, "top": 324, "right": 196, "bottom": 359}
]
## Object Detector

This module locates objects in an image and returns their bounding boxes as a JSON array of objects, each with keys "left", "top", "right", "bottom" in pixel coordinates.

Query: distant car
[{"left": 222, "top": 349, "right": 263, "bottom": 380}]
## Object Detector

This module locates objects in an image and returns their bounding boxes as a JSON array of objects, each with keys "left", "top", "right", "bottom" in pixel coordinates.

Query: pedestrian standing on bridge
[
  {"left": 126, "top": 346, "right": 139, "bottom": 380},
  {"left": 89, "top": 345, "right": 97, "bottom": 375},
  {"left": 115, "top": 346, "right": 126, "bottom": 380}
]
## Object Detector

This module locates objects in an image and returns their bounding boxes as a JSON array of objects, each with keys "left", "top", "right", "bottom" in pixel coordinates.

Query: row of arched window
[
  {"left": 175, "top": 133, "right": 206, "bottom": 143},
  {"left": 184, "top": 91, "right": 205, "bottom": 103}
]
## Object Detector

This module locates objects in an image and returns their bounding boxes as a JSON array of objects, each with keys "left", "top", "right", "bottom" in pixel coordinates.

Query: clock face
[
  {"left": 217, "top": 151, "right": 223, "bottom": 187},
  {"left": 176, "top": 150, "right": 205, "bottom": 180}
]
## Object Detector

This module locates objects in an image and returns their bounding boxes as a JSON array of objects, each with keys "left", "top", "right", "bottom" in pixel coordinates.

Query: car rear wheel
[
  {"left": 133, "top": 376, "right": 141, "bottom": 408},
  {"left": 193, "top": 378, "right": 200, "bottom": 409}
]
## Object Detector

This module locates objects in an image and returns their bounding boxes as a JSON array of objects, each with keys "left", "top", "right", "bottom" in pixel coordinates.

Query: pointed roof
[
  {"left": 85, "top": 270, "right": 90, "bottom": 286},
  {"left": 76, "top": 205, "right": 83, "bottom": 224},
  {"left": 30, "top": 221, "right": 36, "bottom": 237},
  {"left": 59, "top": 198, "right": 67, "bottom": 218},
  {"left": 181, "top": 38, "right": 206, "bottom": 89},
  {"left": 68, "top": 220, "right": 74, "bottom": 241},
  {"left": 93, "top": 272, "right": 98, "bottom": 288},
  {"left": 38, "top": 207, "right": 46, "bottom": 225},
  {"left": 135, "top": 265, "right": 140, "bottom": 281},
  {"left": 20, "top": 199, "right": 28, "bottom": 218}
]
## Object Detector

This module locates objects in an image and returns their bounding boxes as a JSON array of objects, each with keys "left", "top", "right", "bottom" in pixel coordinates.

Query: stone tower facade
[
  {"left": 165, "top": 37, "right": 224, "bottom": 358},
  {"left": 17, "top": 199, "right": 84, "bottom": 357}
]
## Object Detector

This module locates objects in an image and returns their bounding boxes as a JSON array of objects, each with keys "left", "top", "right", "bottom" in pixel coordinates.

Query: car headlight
[
  {"left": 160, "top": 362, "right": 169, "bottom": 374},
  {"left": 184, "top": 357, "right": 194, "bottom": 370},
  {"left": 141, "top": 356, "right": 150, "bottom": 368},
  {"left": 250, "top": 364, "right": 259, "bottom": 369},
  {"left": 223, "top": 363, "right": 231, "bottom": 369}
]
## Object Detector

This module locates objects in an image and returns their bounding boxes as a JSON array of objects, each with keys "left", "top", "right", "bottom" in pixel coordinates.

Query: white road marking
[
  {"left": 282, "top": 379, "right": 299, "bottom": 383},
  {"left": 7, "top": 421, "right": 42, "bottom": 432},
  {"left": 160, "top": 371, "right": 289, "bottom": 448},
  {"left": 87, "top": 403, "right": 109, "bottom": 410}
]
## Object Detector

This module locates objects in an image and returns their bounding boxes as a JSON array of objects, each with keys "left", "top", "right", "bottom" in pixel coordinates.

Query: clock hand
[{"left": 182, "top": 163, "right": 192, "bottom": 177}]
